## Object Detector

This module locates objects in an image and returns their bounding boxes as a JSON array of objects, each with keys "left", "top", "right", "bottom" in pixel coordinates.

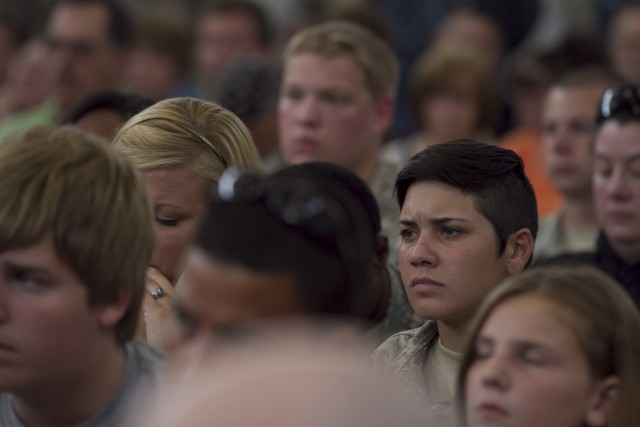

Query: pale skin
[
  {"left": 278, "top": 53, "right": 393, "bottom": 183},
  {"left": 541, "top": 84, "right": 605, "bottom": 229},
  {"left": 465, "top": 295, "right": 619, "bottom": 427},
  {"left": 398, "top": 181, "right": 533, "bottom": 352},
  {"left": 137, "top": 165, "right": 208, "bottom": 349},
  {"left": 594, "top": 121, "right": 640, "bottom": 264},
  {"left": 0, "top": 235, "right": 130, "bottom": 426}
]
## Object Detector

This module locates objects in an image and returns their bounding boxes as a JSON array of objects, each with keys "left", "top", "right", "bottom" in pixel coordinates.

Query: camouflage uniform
[
  {"left": 371, "top": 321, "right": 437, "bottom": 396},
  {"left": 369, "top": 160, "right": 402, "bottom": 264},
  {"left": 371, "top": 322, "right": 456, "bottom": 424},
  {"left": 380, "top": 262, "right": 424, "bottom": 339}
]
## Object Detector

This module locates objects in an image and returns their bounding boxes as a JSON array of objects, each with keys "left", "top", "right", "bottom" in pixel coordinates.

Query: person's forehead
[
  {"left": 284, "top": 53, "right": 367, "bottom": 87},
  {"left": 596, "top": 120, "right": 640, "bottom": 154},
  {"left": 545, "top": 85, "right": 605, "bottom": 115},
  {"left": 403, "top": 180, "right": 483, "bottom": 218},
  {"left": 48, "top": 3, "right": 111, "bottom": 40}
]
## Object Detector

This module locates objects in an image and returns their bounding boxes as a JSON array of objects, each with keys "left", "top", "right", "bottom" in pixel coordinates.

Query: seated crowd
[{"left": 0, "top": 1, "right": 639, "bottom": 426}]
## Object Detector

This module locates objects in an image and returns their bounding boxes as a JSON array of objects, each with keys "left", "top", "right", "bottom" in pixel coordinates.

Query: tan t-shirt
[{"left": 423, "top": 338, "right": 463, "bottom": 405}]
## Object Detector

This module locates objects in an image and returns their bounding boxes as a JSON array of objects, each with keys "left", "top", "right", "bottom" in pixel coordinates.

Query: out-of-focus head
[
  {"left": 608, "top": 3, "right": 640, "bottom": 84},
  {"left": 173, "top": 166, "right": 375, "bottom": 346},
  {"left": 0, "top": 2, "right": 33, "bottom": 83},
  {"left": 395, "top": 140, "right": 537, "bottom": 324},
  {"left": 194, "top": 0, "right": 272, "bottom": 95},
  {"left": 211, "top": 56, "right": 279, "bottom": 157},
  {"left": 274, "top": 161, "right": 388, "bottom": 323},
  {"left": 507, "top": 37, "right": 606, "bottom": 131},
  {"left": 278, "top": 20, "right": 398, "bottom": 179},
  {"left": 134, "top": 335, "right": 425, "bottom": 427},
  {"left": 459, "top": 266, "right": 640, "bottom": 427},
  {"left": 113, "top": 97, "right": 262, "bottom": 283},
  {"left": 125, "top": 2, "right": 193, "bottom": 101},
  {"left": 410, "top": 47, "right": 497, "bottom": 143},
  {"left": 45, "top": 0, "right": 133, "bottom": 112},
  {"left": 62, "top": 90, "right": 154, "bottom": 140},
  {"left": 593, "top": 84, "right": 640, "bottom": 264},
  {"left": 541, "top": 67, "right": 615, "bottom": 199},
  {"left": 1, "top": 38, "right": 52, "bottom": 115},
  {"left": 434, "top": 6, "right": 504, "bottom": 71},
  {"left": 0, "top": 125, "right": 154, "bottom": 345}
]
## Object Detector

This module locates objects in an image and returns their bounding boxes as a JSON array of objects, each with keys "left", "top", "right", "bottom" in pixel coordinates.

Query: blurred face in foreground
[{"left": 465, "top": 295, "right": 616, "bottom": 427}]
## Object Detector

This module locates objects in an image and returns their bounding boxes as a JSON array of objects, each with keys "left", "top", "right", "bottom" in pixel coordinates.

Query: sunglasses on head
[
  {"left": 216, "top": 168, "right": 364, "bottom": 305},
  {"left": 597, "top": 85, "right": 640, "bottom": 124}
]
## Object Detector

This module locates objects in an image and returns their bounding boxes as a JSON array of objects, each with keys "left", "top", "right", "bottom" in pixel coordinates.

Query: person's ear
[
  {"left": 585, "top": 376, "right": 620, "bottom": 427},
  {"left": 373, "top": 235, "right": 389, "bottom": 267},
  {"left": 373, "top": 96, "right": 394, "bottom": 135},
  {"left": 98, "top": 287, "right": 133, "bottom": 329},
  {"left": 505, "top": 228, "right": 534, "bottom": 275}
]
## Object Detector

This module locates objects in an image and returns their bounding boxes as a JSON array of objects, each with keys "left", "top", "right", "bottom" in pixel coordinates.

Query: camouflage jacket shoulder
[
  {"left": 369, "top": 161, "right": 401, "bottom": 262},
  {"left": 370, "top": 321, "right": 437, "bottom": 397}
]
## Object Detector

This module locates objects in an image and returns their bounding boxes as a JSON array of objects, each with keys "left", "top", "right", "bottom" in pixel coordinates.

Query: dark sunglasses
[{"left": 597, "top": 85, "right": 640, "bottom": 124}]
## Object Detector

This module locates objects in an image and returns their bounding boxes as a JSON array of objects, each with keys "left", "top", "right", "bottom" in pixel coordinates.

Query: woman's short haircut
[
  {"left": 396, "top": 139, "right": 538, "bottom": 256},
  {"left": 0, "top": 125, "right": 154, "bottom": 344}
]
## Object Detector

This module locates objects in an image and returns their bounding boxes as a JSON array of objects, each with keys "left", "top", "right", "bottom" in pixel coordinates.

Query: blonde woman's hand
[{"left": 137, "top": 266, "right": 178, "bottom": 350}]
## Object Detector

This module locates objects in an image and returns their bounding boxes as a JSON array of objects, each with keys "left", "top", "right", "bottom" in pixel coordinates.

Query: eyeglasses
[
  {"left": 597, "top": 85, "right": 640, "bottom": 124},
  {"left": 217, "top": 168, "right": 366, "bottom": 311}
]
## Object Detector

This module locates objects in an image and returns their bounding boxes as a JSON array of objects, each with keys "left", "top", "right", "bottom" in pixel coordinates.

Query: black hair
[
  {"left": 211, "top": 57, "right": 279, "bottom": 124},
  {"left": 396, "top": 139, "right": 538, "bottom": 256},
  {"left": 194, "top": 169, "right": 375, "bottom": 318},
  {"left": 274, "top": 161, "right": 381, "bottom": 239},
  {"left": 49, "top": 0, "right": 133, "bottom": 49},
  {"left": 198, "top": 0, "right": 272, "bottom": 47},
  {"left": 62, "top": 90, "right": 154, "bottom": 125}
]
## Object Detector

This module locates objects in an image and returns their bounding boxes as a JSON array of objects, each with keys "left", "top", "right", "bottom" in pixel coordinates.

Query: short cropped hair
[
  {"left": 396, "top": 140, "right": 538, "bottom": 255},
  {"left": 49, "top": 0, "right": 133, "bottom": 49},
  {"left": 458, "top": 266, "right": 640, "bottom": 427},
  {"left": 113, "top": 97, "right": 263, "bottom": 203},
  {"left": 0, "top": 125, "right": 153, "bottom": 344},
  {"left": 283, "top": 20, "right": 399, "bottom": 100}
]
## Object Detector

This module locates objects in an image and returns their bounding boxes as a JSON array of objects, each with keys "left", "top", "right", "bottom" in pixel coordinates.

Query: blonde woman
[
  {"left": 458, "top": 266, "right": 640, "bottom": 427},
  {"left": 113, "top": 97, "right": 262, "bottom": 349}
]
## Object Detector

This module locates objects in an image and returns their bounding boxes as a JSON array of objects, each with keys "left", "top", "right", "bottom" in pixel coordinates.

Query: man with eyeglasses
[
  {"left": 543, "top": 84, "right": 640, "bottom": 307},
  {"left": 0, "top": 0, "right": 132, "bottom": 142}
]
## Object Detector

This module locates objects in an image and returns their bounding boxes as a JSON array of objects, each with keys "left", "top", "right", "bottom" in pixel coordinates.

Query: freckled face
[{"left": 398, "top": 181, "right": 509, "bottom": 326}]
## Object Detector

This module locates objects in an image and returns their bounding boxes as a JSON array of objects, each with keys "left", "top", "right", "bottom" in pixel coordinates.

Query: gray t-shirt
[{"left": 0, "top": 339, "right": 163, "bottom": 427}]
